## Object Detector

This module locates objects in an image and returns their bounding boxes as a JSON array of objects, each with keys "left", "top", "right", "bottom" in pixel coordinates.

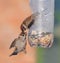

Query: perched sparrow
[
  {"left": 9, "top": 32, "right": 27, "bottom": 56},
  {"left": 21, "top": 12, "right": 39, "bottom": 32}
]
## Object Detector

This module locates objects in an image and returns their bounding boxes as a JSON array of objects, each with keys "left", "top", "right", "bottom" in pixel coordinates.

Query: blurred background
[
  {"left": 37, "top": 0, "right": 60, "bottom": 63},
  {"left": 0, "top": 0, "right": 60, "bottom": 63}
]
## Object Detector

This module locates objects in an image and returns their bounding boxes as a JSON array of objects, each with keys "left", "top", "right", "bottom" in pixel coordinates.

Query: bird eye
[{"left": 22, "top": 34, "right": 24, "bottom": 36}]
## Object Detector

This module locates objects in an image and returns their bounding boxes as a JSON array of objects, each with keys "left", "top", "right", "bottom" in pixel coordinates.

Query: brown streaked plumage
[{"left": 21, "top": 12, "right": 39, "bottom": 32}]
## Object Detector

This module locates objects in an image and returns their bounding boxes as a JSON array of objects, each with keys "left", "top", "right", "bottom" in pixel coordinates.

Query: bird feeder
[{"left": 28, "top": 0, "right": 54, "bottom": 48}]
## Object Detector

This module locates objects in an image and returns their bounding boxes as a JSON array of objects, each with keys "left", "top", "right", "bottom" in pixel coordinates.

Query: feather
[
  {"left": 21, "top": 12, "right": 39, "bottom": 32},
  {"left": 9, "top": 39, "right": 17, "bottom": 49}
]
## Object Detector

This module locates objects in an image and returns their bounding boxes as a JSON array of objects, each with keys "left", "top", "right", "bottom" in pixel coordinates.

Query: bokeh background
[
  {"left": 0, "top": 0, "right": 60, "bottom": 63},
  {"left": 37, "top": 0, "right": 60, "bottom": 63}
]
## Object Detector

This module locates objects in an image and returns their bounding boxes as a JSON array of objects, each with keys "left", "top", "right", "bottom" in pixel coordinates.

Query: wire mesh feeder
[{"left": 28, "top": 31, "right": 54, "bottom": 48}]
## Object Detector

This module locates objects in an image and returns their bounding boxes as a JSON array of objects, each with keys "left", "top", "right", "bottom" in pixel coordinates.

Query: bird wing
[{"left": 9, "top": 38, "right": 17, "bottom": 49}]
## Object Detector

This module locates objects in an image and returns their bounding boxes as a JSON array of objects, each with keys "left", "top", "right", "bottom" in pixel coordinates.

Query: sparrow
[
  {"left": 21, "top": 12, "right": 39, "bottom": 32},
  {"left": 9, "top": 32, "right": 27, "bottom": 56}
]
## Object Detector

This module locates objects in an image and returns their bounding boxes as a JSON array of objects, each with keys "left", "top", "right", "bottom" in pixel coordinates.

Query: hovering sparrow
[{"left": 9, "top": 32, "right": 27, "bottom": 56}]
